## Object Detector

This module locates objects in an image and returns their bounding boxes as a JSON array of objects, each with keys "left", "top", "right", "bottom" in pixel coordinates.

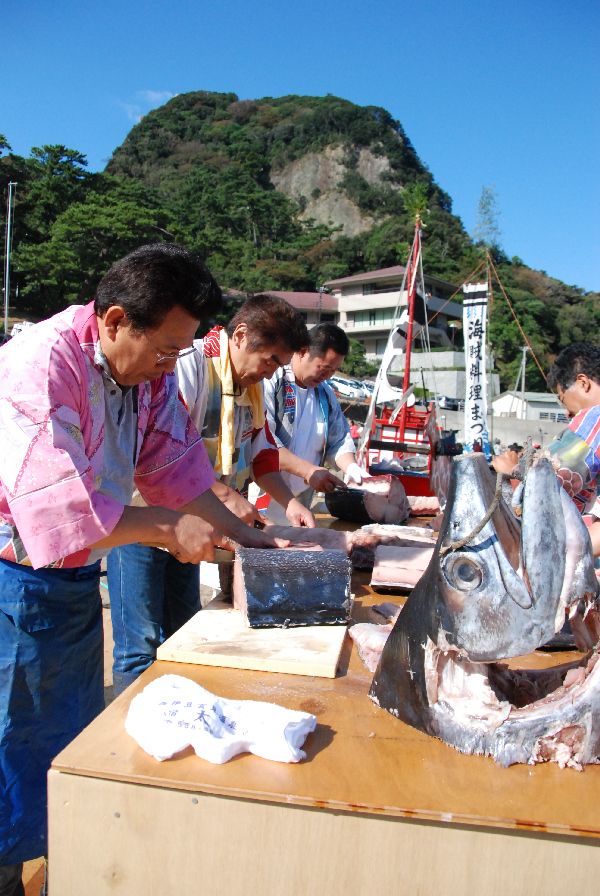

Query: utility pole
[
  {"left": 4, "top": 182, "right": 17, "bottom": 337},
  {"left": 520, "top": 345, "right": 529, "bottom": 420},
  {"left": 487, "top": 259, "right": 494, "bottom": 442},
  {"left": 489, "top": 347, "right": 495, "bottom": 443},
  {"left": 508, "top": 345, "right": 530, "bottom": 420}
]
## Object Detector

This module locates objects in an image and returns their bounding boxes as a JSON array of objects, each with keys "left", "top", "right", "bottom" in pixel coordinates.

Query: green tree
[
  {"left": 402, "top": 181, "right": 430, "bottom": 220},
  {"left": 21, "top": 146, "right": 91, "bottom": 244},
  {"left": 340, "top": 339, "right": 379, "bottom": 378},
  {"left": 16, "top": 176, "right": 175, "bottom": 314},
  {"left": 473, "top": 184, "right": 502, "bottom": 249}
]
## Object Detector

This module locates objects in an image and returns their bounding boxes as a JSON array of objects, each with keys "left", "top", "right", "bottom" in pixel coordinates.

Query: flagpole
[
  {"left": 4, "top": 182, "right": 17, "bottom": 337},
  {"left": 397, "top": 217, "right": 421, "bottom": 441}
]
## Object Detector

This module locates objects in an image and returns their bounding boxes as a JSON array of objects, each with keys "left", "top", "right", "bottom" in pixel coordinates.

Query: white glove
[{"left": 344, "top": 463, "right": 370, "bottom": 484}]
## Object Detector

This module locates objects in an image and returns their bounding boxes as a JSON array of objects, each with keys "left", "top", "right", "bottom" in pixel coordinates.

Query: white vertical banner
[{"left": 463, "top": 282, "right": 491, "bottom": 459}]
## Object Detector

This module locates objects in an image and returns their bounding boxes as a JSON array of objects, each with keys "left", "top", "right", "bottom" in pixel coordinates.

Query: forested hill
[
  {"left": 106, "top": 91, "right": 474, "bottom": 288},
  {"left": 1, "top": 90, "right": 598, "bottom": 390}
]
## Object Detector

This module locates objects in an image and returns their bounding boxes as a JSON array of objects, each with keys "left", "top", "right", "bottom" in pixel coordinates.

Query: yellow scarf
[{"left": 213, "top": 327, "right": 264, "bottom": 476}]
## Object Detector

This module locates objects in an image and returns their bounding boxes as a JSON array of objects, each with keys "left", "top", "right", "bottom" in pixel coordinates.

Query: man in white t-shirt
[{"left": 252, "top": 324, "right": 368, "bottom": 523}]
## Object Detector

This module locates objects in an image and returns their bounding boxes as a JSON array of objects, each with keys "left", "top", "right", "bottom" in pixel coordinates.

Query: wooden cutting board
[{"left": 156, "top": 597, "right": 350, "bottom": 678}]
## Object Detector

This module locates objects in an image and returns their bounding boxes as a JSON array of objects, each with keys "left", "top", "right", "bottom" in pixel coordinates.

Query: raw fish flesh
[
  {"left": 264, "top": 525, "right": 353, "bottom": 553},
  {"left": 351, "top": 524, "right": 437, "bottom": 570},
  {"left": 408, "top": 495, "right": 441, "bottom": 516},
  {"left": 233, "top": 546, "right": 352, "bottom": 628},
  {"left": 370, "top": 545, "right": 434, "bottom": 590},
  {"left": 325, "top": 475, "right": 410, "bottom": 525},
  {"left": 263, "top": 522, "right": 437, "bottom": 575},
  {"left": 349, "top": 623, "right": 393, "bottom": 673},
  {"left": 370, "top": 452, "right": 600, "bottom": 769}
]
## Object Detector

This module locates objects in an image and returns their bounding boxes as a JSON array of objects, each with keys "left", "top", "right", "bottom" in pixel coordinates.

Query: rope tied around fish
[
  {"left": 440, "top": 471, "right": 523, "bottom": 557},
  {"left": 440, "top": 438, "right": 535, "bottom": 558}
]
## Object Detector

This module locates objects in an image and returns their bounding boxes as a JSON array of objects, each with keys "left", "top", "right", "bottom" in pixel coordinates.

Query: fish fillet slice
[
  {"left": 370, "top": 545, "right": 435, "bottom": 589},
  {"left": 325, "top": 475, "right": 411, "bottom": 525},
  {"left": 349, "top": 623, "right": 393, "bottom": 672},
  {"left": 350, "top": 524, "right": 437, "bottom": 569},
  {"left": 264, "top": 526, "right": 353, "bottom": 553}
]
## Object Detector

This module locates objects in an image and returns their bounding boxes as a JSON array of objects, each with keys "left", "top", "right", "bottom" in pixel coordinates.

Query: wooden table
[{"left": 49, "top": 527, "right": 600, "bottom": 895}]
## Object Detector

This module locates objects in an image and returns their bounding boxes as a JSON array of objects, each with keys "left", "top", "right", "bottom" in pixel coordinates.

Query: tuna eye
[{"left": 443, "top": 554, "right": 483, "bottom": 591}]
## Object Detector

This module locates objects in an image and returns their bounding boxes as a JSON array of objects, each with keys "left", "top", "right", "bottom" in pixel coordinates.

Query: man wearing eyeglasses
[
  {"left": 494, "top": 343, "right": 600, "bottom": 566},
  {"left": 493, "top": 343, "right": 600, "bottom": 520},
  {"left": 0, "top": 244, "right": 284, "bottom": 892},
  {"left": 251, "top": 323, "right": 367, "bottom": 524}
]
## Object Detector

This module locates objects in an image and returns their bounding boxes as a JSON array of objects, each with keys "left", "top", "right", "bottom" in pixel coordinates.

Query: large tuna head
[
  {"left": 371, "top": 452, "right": 588, "bottom": 729},
  {"left": 435, "top": 452, "right": 567, "bottom": 661},
  {"left": 371, "top": 452, "right": 600, "bottom": 769}
]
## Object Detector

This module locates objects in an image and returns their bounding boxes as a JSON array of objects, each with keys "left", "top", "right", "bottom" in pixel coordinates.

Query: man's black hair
[
  {"left": 307, "top": 323, "right": 350, "bottom": 359},
  {"left": 226, "top": 294, "right": 308, "bottom": 353},
  {"left": 547, "top": 343, "right": 600, "bottom": 391},
  {"left": 94, "top": 243, "right": 222, "bottom": 330}
]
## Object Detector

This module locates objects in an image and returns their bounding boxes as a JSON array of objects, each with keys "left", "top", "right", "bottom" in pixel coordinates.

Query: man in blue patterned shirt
[{"left": 251, "top": 324, "right": 364, "bottom": 523}]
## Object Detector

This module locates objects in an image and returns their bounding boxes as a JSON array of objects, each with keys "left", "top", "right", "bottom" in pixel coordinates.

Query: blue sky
[{"left": 2, "top": 0, "right": 598, "bottom": 291}]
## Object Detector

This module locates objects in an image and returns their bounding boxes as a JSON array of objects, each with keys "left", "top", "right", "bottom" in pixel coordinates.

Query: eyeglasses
[{"left": 142, "top": 332, "right": 196, "bottom": 364}]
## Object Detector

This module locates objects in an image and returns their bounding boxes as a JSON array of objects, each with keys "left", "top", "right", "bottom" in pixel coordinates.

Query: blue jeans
[
  {"left": 0, "top": 559, "right": 103, "bottom": 864},
  {"left": 107, "top": 545, "right": 200, "bottom": 695}
]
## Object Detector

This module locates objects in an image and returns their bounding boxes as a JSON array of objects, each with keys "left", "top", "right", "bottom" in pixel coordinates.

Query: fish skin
[
  {"left": 234, "top": 548, "right": 352, "bottom": 628},
  {"left": 558, "top": 488, "right": 599, "bottom": 644},
  {"left": 369, "top": 452, "right": 600, "bottom": 767},
  {"left": 520, "top": 457, "right": 566, "bottom": 642}
]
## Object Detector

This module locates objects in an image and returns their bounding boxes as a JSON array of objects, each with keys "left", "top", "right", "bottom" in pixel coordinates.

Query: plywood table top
[{"left": 52, "top": 519, "right": 600, "bottom": 841}]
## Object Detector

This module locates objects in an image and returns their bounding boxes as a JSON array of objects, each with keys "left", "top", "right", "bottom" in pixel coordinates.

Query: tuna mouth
[{"left": 424, "top": 637, "right": 600, "bottom": 770}]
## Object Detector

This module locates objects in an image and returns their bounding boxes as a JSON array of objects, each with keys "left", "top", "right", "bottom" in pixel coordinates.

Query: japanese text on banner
[{"left": 463, "top": 282, "right": 491, "bottom": 460}]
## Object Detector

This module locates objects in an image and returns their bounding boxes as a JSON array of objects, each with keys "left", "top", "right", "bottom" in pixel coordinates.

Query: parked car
[
  {"left": 347, "top": 378, "right": 371, "bottom": 399},
  {"left": 350, "top": 379, "right": 374, "bottom": 398},
  {"left": 438, "top": 395, "right": 459, "bottom": 411},
  {"left": 327, "top": 376, "right": 364, "bottom": 399}
]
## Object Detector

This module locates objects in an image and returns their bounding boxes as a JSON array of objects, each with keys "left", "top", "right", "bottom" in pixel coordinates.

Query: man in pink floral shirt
[{"left": 0, "top": 243, "right": 280, "bottom": 893}]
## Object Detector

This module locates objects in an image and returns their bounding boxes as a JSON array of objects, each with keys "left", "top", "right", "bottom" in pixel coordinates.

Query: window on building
[
  {"left": 320, "top": 313, "right": 335, "bottom": 322},
  {"left": 354, "top": 308, "right": 395, "bottom": 327},
  {"left": 376, "top": 339, "right": 387, "bottom": 356},
  {"left": 299, "top": 312, "right": 308, "bottom": 322},
  {"left": 363, "top": 284, "right": 374, "bottom": 295}
]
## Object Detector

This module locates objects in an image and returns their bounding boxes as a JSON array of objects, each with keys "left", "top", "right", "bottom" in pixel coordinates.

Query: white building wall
[
  {"left": 492, "top": 394, "right": 567, "bottom": 422},
  {"left": 391, "top": 351, "right": 466, "bottom": 370}
]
